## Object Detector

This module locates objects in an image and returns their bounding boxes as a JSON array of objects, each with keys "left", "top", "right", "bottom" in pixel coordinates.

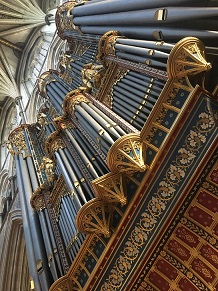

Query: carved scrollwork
[
  {"left": 50, "top": 176, "right": 69, "bottom": 219},
  {"left": 167, "top": 37, "right": 211, "bottom": 79},
  {"left": 97, "top": 31, "right": 123, "bottom": 65},
  {"left": 38, "top": 70, "right": 58, "bottom": 98},
  {"left": 59, "top": 53, "right": 74, "bottom": 70},
  {"left": 107, "top": 133, "right": 147, "bottom": 174},
  {"left": 55, "top": 1, "right": 77, "bottom": 40},
  {"left": 92, "top": 172, "right": 127, "bottom": 206},
  {"left": 49, "top": 275, "right": 74, "bottom": 291},
  {"left": 76, "top": 198, "right": 113, "bottom": 238},
  {"left": 82, "top": 63, "right": 106, "bottom": 92},
  {"left": 45, "top": 131, "right": 66, "bottom": 158},
  {"left": 53, "top": 116, "right": 75, "bottom": 130},
  {"left": 37, "top": 112, "right": 47, "bottom": 127},
  {"left": 30, "top": 185, "right": 51, "bottom": 211},
  {"left": 8, "top": 125, "right": 30, "bottom": 157},
  {"left": 63, "top": 87, "right": 89, "bottom": 116},
  {"left": 39, "top": 156, "right": 56, "bottom": 183}
]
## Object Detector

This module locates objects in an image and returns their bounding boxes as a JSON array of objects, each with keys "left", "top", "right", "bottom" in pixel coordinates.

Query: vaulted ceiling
[
  {"left": 0, "top": 0, "right": 47, "bottom": 104},
  {"left": 0, "top": 0, "right": 60, "bottom": 158}
]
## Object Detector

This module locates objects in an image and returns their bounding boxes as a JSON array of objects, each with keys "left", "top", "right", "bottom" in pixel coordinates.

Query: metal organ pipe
[
  {"left": 115, "top": 43, "right": 169, "bottom": 59},
  {"left": 18, "top": 155, "right": 53, "bottom": 290},
  {"left": 116, "top": 38, "right": 174, "bottom": 51},
  {"left": 50, "top": 82, "right": 66, "bottom": 100},
  {"left": 73, "top": 7, "right": 218, "bottom": 26},
  {"left": 72, "top": 129, "right": 108, "bottom": 176},
  {"left": 65, "top": 129, "right": 99, "bottom": 179},
  {"left": 88, "top": 103, "right": 127, "bottom": 136},
  {"left": 116, "top": 51, "right": 167, "bottom": 68},
  {"left": 80, "top": 102, "right": 122, "bottom": 140},
  {"left": 58, "top": 148, "right": 88, "bottom": 204},
  {"left": 47, "top": 90, "right": 62, "bottom": 113},
  {"left": 72, "top": 0, "right": 200, "bottom": 16},
  {"left": 15, "top": 155, "right": 39, "bottom": 287},
  {"left": 63, "top": 147, "right": 94, "bottom": 198}
]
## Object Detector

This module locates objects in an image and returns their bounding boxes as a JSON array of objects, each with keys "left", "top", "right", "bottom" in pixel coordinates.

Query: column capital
[{"left": 8, "top": 125, "right": 32, "bottom": 157}]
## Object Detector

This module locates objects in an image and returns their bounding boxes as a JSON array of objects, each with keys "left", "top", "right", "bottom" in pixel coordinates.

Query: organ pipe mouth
[
  {"left": 155, "top": 9, "right": 167, "bottom": 21},
  {"left": 152, "top": 30, "right": 163, "bottom": 41},
  {"left": 148, "top": 49, "right": 154, "bottom": 56}
]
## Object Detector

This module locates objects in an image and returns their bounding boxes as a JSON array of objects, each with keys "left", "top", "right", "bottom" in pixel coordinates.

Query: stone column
[{"left": 15, "top": 96, "right": 27, "bottom": 124}]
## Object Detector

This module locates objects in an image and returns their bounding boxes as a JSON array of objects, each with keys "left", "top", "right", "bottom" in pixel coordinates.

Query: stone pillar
[{"left": 15, "top": 96, "right": 27, "bottom": 124}]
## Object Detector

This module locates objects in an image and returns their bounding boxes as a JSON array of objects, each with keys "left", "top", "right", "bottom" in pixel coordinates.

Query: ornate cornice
[{"left": 92, "top": 172, "right": 127, "bottom": 206}]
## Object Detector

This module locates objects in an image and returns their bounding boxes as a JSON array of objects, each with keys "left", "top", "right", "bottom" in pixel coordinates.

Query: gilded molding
[
  {"left": 38, "top": 70, "right": 58, "bottom": 98},
  {"left": 107, "top": 133, "right": 147, "bottom": 174},
  {"left": 30, "top": 185, "right": 51, "bottom": 211},
  {"left": 92, "top": 172, "right": 127, "bottom": 206},
  {"left": 81, "top": 63, "right": 105, "bottom": 92},
  {"left": 96, "top": 62, "right": 129, "bottom": 107},
  {"left": 59, "top": 53, "right": 74, "bottom": 70},
  {"left": 8, "top": 125, "right": 31, "bottom": 157},
  {"left": 45, "top": 131, "right": 66, "bottom": 158},
  {"left": 97, "top": 31, "right": 123, "bottom": 65},
  {"left": 37, "top": 112, "right": 47, "bottom": 127},
  {"left": 39, "top": 156, "right": 56, "bottom": 183},
  {"left": 50, "top": 175, "right": 69, "bottom": 219},
  {"left": 100, "top": 100, "right": 217, "bottom": 291},
  {"left": 63, "top": 87, "right": 89, "bottom": 116},
  {"left": 76, "top": 198, "right": 113, "bottom": 238},
  {"left": 55, "top": 1, "right": 77, "bottom": 40},
  {"left": 167, "top": 37, "right": 211, "bottom": 79},
  {"left": 53, "top": 115, "right": 75, "bottom": 130}
]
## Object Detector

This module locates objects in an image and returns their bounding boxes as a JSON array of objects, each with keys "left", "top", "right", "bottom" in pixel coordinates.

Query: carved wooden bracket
[
  {"left": 92, "top": 172, "right": 127, "bottom": 206},
  {"left": 167, "top": 37, "right": 211, "bottom": 78},
  {"left": 76, "top": 198, "right": 113, "bottom": 238},
  {"left": 107, "top": 133, "right": 147, "bottom": 174}
]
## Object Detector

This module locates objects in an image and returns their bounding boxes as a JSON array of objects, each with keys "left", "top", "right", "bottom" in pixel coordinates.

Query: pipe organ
[{"left": 6, "top": 1, "right": 218, "bottom": 290}]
